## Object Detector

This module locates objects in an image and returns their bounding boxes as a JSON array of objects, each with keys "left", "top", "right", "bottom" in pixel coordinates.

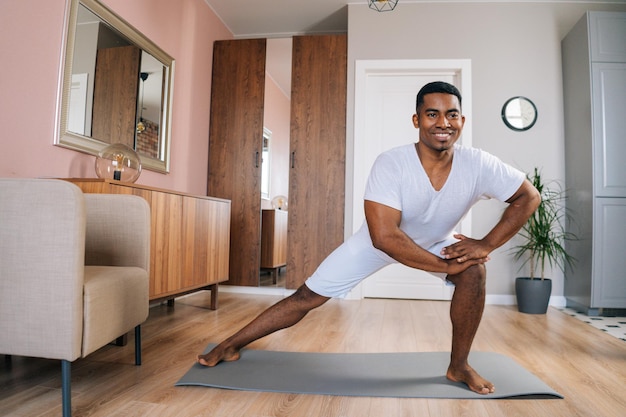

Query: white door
[{"left": 352, "top": 60, "right": 472, "bottom": 300}]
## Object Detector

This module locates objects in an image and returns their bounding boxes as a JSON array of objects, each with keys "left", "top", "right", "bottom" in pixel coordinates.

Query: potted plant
[{"left": 511, "top": 168, "right": 576, "bottom": 314}]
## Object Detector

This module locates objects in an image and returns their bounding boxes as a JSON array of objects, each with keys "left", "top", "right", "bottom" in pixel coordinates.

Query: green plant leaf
[{"left": 510, "top": 167, "right": 577, "bottom": 280}]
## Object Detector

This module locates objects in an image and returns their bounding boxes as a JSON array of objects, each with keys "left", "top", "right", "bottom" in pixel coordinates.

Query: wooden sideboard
[
  {"left": 260, "top": 209, "right": 288, "bottom": 282},
  {"left": 65, "top": 178, "right": 231, "bottom": 309}
]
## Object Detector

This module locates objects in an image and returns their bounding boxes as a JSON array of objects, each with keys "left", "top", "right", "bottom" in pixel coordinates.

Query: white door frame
[{"left": 347, "top": 59, "right": 472, "bottom": 300}]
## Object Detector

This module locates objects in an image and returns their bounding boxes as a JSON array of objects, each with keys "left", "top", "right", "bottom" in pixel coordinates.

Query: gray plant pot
[{"left": 515, "top": 277, "right": 552, "bottom": 314}]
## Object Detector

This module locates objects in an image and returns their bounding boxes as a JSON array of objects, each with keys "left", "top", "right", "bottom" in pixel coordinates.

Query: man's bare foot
[
  {"left": 197, "top": 344, "right": 240, "bottom": 367},
  {"left": 446, "top": 364, "right": 495, "bottom": 394}
]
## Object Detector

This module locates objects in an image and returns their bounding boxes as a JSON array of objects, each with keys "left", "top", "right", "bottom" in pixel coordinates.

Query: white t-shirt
[
  {"left": 304, "top": 143, "right": 526, "bottom": 298},
  {"left": 362, "top": 143, "right": 525, "bottom": 249}
]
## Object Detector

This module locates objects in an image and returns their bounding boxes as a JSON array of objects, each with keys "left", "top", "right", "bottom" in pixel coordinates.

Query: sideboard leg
[{"left": 210, "top": 284, "right": 218, "bottom": 310}]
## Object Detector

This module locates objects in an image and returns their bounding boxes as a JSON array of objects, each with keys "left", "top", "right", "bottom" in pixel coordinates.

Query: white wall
[{"left": 346, "top": 2, "right": 626, "bottom": 300}]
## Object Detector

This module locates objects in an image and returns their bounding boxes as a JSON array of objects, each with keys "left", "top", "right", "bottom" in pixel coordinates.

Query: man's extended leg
[
  {"left": 198, "top": 284, "right": 330, "bottom": 366},
  {"left": 445, "top": 264, "right": 495, "bottom": 394}
]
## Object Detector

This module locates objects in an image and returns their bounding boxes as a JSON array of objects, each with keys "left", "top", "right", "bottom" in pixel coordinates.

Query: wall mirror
[{"left": 56, "top": 0, "right": 174, "bottom": 173}]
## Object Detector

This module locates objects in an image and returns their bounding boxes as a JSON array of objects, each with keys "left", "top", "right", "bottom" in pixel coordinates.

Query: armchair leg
[
  {"left": 114, "top": 334, "right": 128, "bottom": 346},
  {"left": 134, "top": 325, "right": 141, "bottom": 366},
  {"left": 61, "top": 360, "right": 72, "bottom": 417}
]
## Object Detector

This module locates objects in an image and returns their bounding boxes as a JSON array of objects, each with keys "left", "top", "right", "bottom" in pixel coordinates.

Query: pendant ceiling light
[
  {"left": 136, "top": 72, "right": 149, "bottom": 134},
  {"left": 368, "top": 0, "right": 398, "bottom": 12}
]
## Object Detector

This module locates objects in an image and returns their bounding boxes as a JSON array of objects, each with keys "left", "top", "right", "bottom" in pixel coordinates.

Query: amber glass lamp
[{"left": 95, "top": 143, "right": 142, "bottom": 183}]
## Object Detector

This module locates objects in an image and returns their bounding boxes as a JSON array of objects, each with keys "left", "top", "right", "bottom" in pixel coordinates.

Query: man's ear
[{"left": 412, "top": 113, "right": 419, "bottom": 128}]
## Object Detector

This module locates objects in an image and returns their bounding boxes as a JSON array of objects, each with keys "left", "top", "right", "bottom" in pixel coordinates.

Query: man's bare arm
[
  {"left": 440, "top": 179, "right": 541, "bottom": 262},
  {"left": 364, "top": 200, "right": 488, "bottom": 276}
]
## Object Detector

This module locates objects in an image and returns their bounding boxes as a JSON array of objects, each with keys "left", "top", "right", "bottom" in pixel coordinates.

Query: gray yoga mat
[{"left": 176, "top": 344, "right": 562, "bottom": 399}]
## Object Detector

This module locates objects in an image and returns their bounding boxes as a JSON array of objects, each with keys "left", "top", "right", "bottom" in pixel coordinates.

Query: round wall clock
[{"left": 501, "top": 96, "right": 537, "bottom": 131}]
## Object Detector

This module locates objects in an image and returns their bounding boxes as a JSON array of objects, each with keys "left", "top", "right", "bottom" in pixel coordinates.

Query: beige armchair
[{"left": 0, "top": 178, "right": 150, "bottom": 417}]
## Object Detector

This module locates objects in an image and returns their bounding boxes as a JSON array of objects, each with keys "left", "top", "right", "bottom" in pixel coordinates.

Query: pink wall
[
  {"left": 0, "top": 0, "right": 232, "bottom": 195},
  {"left": 262, "top": 76, "right": 291, "bottom": 209}
]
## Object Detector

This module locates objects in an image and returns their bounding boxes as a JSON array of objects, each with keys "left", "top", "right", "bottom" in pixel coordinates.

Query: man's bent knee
[
  {"left": 291, "top": 284, "right": 330, "bottom": 308},
  {"left": 447, "top": 264, "right": 486, "bottom": 287}
]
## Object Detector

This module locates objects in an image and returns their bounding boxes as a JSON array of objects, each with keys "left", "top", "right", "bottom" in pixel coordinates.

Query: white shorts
[{"left": 305, "top": 232, "right": 458, "bottom": 298}]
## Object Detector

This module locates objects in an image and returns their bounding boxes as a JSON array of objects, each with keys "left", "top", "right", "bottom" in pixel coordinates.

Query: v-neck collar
[{"left": 413, "top": 143, "right": 456, "bottom": 193}]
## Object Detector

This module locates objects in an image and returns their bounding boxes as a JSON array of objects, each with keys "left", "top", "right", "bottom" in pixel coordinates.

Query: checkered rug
[{"left": 559, "top": 308, "right": 626, "bottom": 342}]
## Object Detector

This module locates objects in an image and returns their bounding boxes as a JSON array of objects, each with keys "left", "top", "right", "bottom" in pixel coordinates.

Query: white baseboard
[
  {"left": 219, "top": 285, "right": 295, "bottom": 297},
  {"left": 485, "top": 294, "right": 516, "bottom": 305},
  {"left": 215, "top": 286, "right": 567, "bottom": 308},
  {"left": 486, "top": 294, "right": 567, "bottom": 307},
  {"left": 551, "top": 296, "right": 567, "bottom": 307}
]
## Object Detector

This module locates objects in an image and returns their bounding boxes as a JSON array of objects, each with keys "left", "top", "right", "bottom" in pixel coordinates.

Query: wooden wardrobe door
[
  {"left": 286, "top": 34, "right": 347, "bottom": 289},
  {"left": 92, "top": 45, "right": 141, "bottom": 147},
  {"left": 207, "top": 39, "right": 266, "bottom": 286}
]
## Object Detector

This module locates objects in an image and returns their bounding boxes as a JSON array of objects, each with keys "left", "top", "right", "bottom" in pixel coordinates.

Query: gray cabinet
[
  {"left": 562, "top": 11, "right": 626, "bottom": 314},
  {"left": 592, "top": 199, "right": 626, "bottom": 308},
  {"left": 591, "top": 63, "right": 626, "bottom": 197}
]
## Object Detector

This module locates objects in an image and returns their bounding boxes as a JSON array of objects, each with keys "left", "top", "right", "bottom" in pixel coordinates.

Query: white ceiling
[
  {"left": 203, "top": 0, "right": 353, "bottom": 97},
  {"left": 202, "top": 0, "right": 625, "bottom": 96},
  {"left": 203, "top": 0, "right": 352, "bottom": 39},
  {"left": 202, "top": 0, "right": 353, "bottom": 97},
  {"left": 203, "top": 0, "right": 625, "bottom": 38}
]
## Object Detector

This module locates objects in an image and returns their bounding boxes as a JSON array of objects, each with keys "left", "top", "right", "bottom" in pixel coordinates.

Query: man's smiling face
[{"left": 413, "top": 92, "right": 465, "bottom": 152}]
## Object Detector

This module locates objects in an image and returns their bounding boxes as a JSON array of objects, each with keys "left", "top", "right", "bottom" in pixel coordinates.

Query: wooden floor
[{"left": 1, "top": 290, "right": 625, "bottom": 417}]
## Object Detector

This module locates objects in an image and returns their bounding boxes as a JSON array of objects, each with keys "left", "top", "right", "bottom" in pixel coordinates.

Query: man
[{"left": 198, "top": 81, "right": 540, "bottom": 395}]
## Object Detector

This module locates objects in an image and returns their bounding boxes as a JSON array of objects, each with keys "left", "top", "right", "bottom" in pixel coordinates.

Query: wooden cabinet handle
[
  {"left": 291, "top": 151, "right": 295, "bottom": 168},
  {"left": 255, "top": 151, "right": 259, "bottom": 168}
]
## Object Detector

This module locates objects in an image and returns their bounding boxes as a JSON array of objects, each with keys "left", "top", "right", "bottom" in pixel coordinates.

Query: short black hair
[{"left": 416, "top": 81, "right": 462, "bottom": 112}]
